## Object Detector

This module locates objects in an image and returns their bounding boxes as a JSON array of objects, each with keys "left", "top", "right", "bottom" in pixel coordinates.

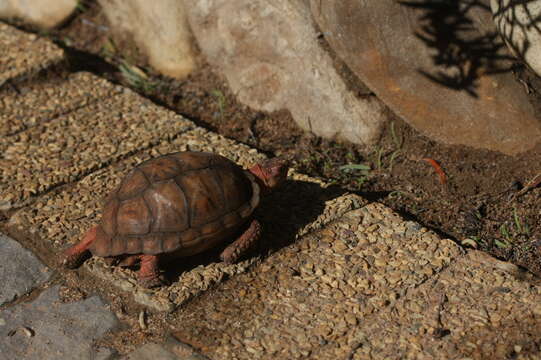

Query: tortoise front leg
[
  {"left": 220, "top": 219, "right": 261, "bottom": 264},
  {"left": 138, "top": 254, "right": 164, "bottom": 288},
  {"left": 61, "top": 226, "right": 98, "bottom": 269}
]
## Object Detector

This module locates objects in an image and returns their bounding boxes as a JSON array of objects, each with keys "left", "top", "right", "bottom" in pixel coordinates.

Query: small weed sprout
[
  {"left": 499, "top": 223, "right": 512, "bottom": 243},
  {"left": 101, "top": 38, "right": 117, "bottom": 59},
  {"left": 211, "top": 90, "right": 226, "bottom": 119},
  {"left": 388, "top": 150, "right": 401, "bottom": 172},
  {"left": 390, "top": 121, "right": 403, "bottom": 149},
  {"left": 340, "top": 163, "right": 371, "bottom": 188},
  {"left": 76, "top": 0, "right": 89, "bottom": 12},
  {"left": 494, "top": 239, "right": 510, "bottom": 249},
  {"left": 471, "top": 236, "right": 486, "bottom": 246},
  {"left": 370, "top": 122, "right": 403, "bottom": 173},
  {"left": 375, "top": 147, "right": 384, "bottom": 170},
  {"left": 119, "top": 62, "right": 156, "bottom": 93},
  {"left": 495, "top": 208, "right": 530, "bottom": 250},
  {"left": 513, "top": 207, "right": 530, "bottom": 236}
]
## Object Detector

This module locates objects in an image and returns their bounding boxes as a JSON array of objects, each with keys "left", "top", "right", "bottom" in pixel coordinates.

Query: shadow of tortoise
[{"left": 161, "top": 179, "right": 348, "bottom": 283}]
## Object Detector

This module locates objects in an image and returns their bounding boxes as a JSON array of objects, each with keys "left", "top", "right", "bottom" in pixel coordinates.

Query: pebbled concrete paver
[
  {"left": 0, "top": 72, "right": 193, "bottom": 209},
  {"left": 342, "top": 250, "right": 541, "bottom": 360},
  {"left": 0, "top": 285, "right": 118, "bottom": 360},
  {"left": 0, "top": 23, "right": 64, "bottom": 86},
  {"left": 0, "top": 233, "right": 51, "bottom": 306},
  {"left": 174, "top": 204, "right": 541, "bottom": 360},
  {"left": 173, "top": 203, "right": 463, "bottom": 359},
  {"left": 0, "top": 71, "right": 124, "bottom": 136},
  {"left": 9, "top": 126, "right": 358, "bottom": 311}
]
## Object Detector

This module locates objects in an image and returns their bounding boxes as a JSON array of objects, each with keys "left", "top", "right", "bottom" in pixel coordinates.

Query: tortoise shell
[{"left": 89, "top": 152, "right": 260, "bottom": 257}]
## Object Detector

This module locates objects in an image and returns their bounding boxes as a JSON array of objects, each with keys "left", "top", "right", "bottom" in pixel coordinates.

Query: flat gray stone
[
  {"left": 0, "top": 233, "right": 51, "bottom": 306},
  {"left": 0, "top": 285, "right": 118, "bottom": 360},
  {"left": 124, "top": 337, "right": 209, "bottom": 360},
  {"left": 98, "top": 0, "right": 195, "bottom": 78}
]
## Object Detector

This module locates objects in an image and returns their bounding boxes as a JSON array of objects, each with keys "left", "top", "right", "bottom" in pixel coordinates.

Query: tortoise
[{"left": 61, "top": 151, "right": 288, "bottom": 288}]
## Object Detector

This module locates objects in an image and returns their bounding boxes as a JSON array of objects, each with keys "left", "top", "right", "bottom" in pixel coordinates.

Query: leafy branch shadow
[{"left": 398, "top": 0, "right": 538, "bottom": 97}]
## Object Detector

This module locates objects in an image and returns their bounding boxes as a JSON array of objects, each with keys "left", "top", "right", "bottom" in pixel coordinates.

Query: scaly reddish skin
[{"left": 220, "top": 219, "right": 261, "bottom": 263}]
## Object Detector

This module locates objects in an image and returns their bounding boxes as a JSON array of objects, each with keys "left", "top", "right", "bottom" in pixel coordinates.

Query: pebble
[
  {"left": 138, "top": 311, "right": 147, "bottom": 330},
  {"left": 0, "top": 234, "right": 52, "bottom": 306}
]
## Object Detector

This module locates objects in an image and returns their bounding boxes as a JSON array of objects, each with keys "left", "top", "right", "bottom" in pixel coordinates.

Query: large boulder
[
  {"left": 0, "top": 0, "right": 77, "bottom": 29},
  {"left": 98, "top": 0, "right": 196, "bottom": 79},
  {"left": 491, "top": 0, "right": 541, "bottom": 77},
  {"left": 311, "top": 0, "right": 541, "bottom": 154},
  {"left": 184, "top": 0, "right": 389, "bottom": 146}
]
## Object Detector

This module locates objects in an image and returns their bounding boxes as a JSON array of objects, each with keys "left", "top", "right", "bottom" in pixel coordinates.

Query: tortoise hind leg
[
  {"left": 61, "top": 226, "right": 98, "bottom": 269},
  {"left": 138, "top": 254, "right": 167, "bottom": 288},
  {"left": 220, "top": 219, "right": 261, "bottom": 264}
]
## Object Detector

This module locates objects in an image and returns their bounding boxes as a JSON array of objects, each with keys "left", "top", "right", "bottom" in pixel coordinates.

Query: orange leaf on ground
[{"left": 422, "top": 158, "right": 447, "bottom": 185}]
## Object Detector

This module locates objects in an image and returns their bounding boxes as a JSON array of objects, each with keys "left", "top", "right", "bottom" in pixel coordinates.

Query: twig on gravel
[
  {"left": 138, "top": 310, "right": 147, "bottom": 330},
  {"left": 516, "top": 173, "right": 541, "bottom": 196}
]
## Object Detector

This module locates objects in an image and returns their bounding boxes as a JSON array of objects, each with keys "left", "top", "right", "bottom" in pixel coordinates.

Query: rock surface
[
  {"left": 492, "top": 0, "right": 541, "bottom": 76},
  {"left": 0, "top": 0, "right": 77, "bottom": 29},
  {"left": 185, "top": 0, "right": 388, "bottom": 146},
  {"left": 0, "top": 234, "right": 51, "bottom": 306},
  {"left": 0, "top": 285, "right": 118, "bottom": 360},
  {"left": 98, "top": 0, "right": 196, "bottom": 79},
  {"left": 311, "top": 0, "right": 541, "bottom": 155}
]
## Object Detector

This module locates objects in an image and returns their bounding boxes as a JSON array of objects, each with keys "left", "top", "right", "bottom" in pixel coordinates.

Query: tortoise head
[{"left": 249, "top": 158, "right": 288, "bottom": 193}]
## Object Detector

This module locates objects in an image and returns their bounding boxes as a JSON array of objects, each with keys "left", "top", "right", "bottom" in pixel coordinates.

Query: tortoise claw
[
  {"left": 61, "top": 226, "right": 97, "bottom": 269},
  {"left": 220, "top": 219, "right": 261, "bottom": 263},
  {"left": 61, "top": 250, "right": 91, "bottom": 269}
]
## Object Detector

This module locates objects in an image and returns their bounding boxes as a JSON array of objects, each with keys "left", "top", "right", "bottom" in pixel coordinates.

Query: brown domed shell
[{"left": 89, "top": 152, "right": 260, "bottom": 257}]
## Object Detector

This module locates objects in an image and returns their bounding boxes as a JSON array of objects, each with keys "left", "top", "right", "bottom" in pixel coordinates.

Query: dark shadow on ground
[
  {"left": 398, "top": 0, "right": 520, "bottom": 97},
  {"left": 162, "top": 179, "right": 348, "bottom": 283}
]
